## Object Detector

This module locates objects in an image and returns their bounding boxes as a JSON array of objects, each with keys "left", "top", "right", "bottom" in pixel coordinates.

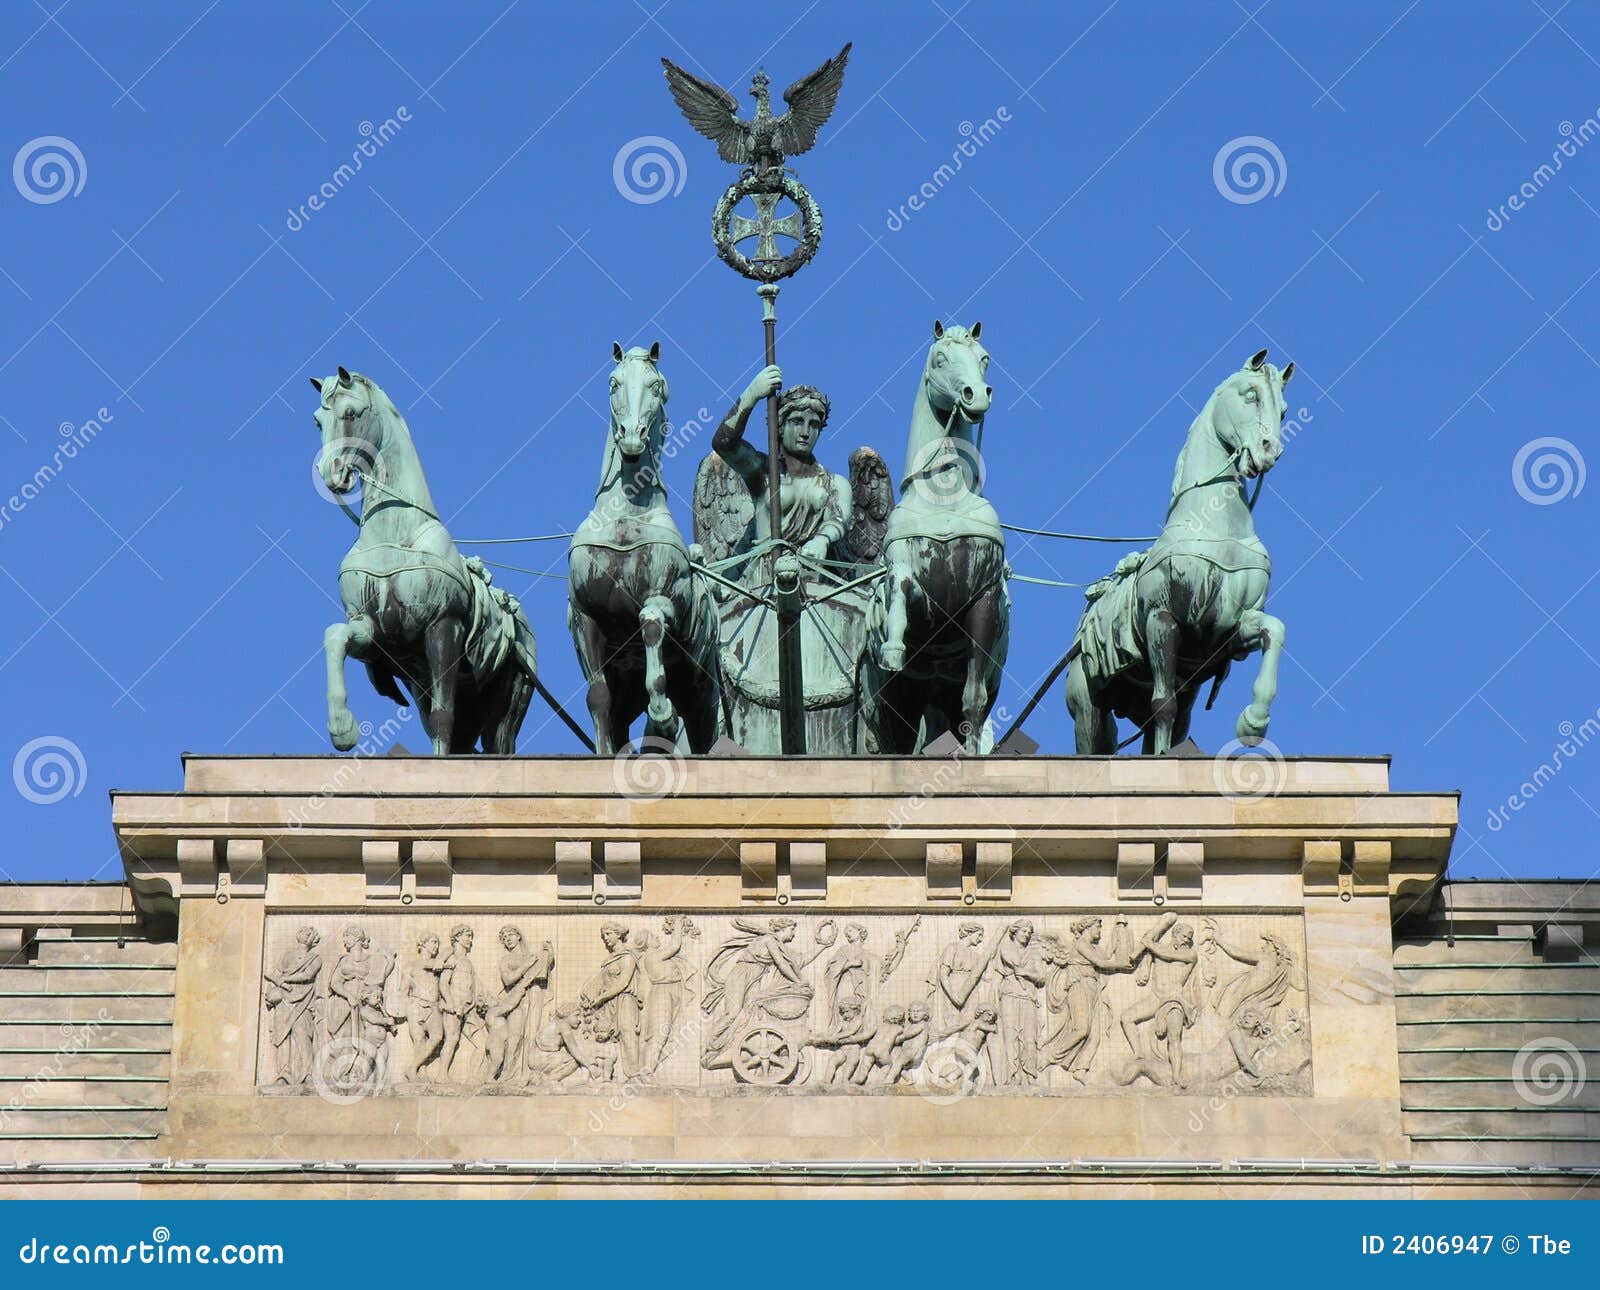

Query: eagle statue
[{"left": 661, "top": 42, "right": 852, "bottom": 174}]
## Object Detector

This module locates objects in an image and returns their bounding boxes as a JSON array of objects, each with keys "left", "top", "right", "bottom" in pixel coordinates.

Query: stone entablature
[{"left": 101, "top": 753, "right": 1462, "bottom": 1181}]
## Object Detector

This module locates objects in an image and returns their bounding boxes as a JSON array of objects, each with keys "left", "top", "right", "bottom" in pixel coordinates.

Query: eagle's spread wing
[
  {"left": 775, "top": 42, "right": 852, "bottom": 158},
  {"left": 661, "top": 58, "right": 750, "bottom": 165}
]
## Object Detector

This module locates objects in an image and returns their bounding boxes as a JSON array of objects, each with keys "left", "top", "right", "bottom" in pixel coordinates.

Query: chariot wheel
[{"left": 732, "top": 1025, "right": 799, "bottom": 1084}]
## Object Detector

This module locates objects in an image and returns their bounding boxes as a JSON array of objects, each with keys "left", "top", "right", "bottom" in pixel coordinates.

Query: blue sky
[{"left": 0, "top": 0, "right": 1596, "bottom": 883}]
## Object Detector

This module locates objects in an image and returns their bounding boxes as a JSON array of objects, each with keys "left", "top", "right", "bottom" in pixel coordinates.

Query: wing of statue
[
  {"left": 774, "top": 42, "right": 852, "bottom": 158},
  {"left": 661, "top": 59, "right": 752, "bottom": 165},
  {"left": 692, "top": 451, "right": 756, "bottom": 567},
  {"left": 846, "top": 445, "right": 895, "bottom": 565}
]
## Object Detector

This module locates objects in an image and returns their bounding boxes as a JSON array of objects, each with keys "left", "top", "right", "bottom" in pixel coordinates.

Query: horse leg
[
  {"left": 324, "top": 615, "right": 375, "bottom": 752},
  {"left": 960, "top": 591, "right": 1002, "bottom": 754},
  {"left": 422, "top": 617, "right": 465, "bottom": 756},
  {"left": 639, "top": 594, "right": 678, "bottom": 736},
  {"left": 1235, "top": 609, "right": 1286, "bottom": 745},
  {"left": 570, "top": 608, "right": 617, "bottom": 756},
  {"left": 1065, "top": 656, "right": 1116, "bottom": 754},
  {"left": 879, "top": 553, "right": 914, "bottom": 673},
  {"left": 1144, "top": 608, "right": 1180, "bottom": 756}
]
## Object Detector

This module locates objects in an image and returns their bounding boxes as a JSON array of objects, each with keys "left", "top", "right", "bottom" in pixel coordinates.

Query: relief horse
[
  {"left": 568, "top": 343, "right": 721, "bottom": 754},
  {"left": 1066, "top": 350, "right": 1293, "bottom": 755},
  {"left": 861, "top": 322, "right": 1008, "bottom": 754},
  {"left": 315, "top": 367, "right": 538, "bottom": 754}
]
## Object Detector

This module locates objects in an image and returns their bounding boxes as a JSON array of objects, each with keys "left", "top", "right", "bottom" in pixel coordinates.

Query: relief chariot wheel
[
  {"left": 711, "top": 169, "right": 823, "bottom": 284},
  {"left": 732, "top": 1024, "right": 799, "bottom": 1084}
]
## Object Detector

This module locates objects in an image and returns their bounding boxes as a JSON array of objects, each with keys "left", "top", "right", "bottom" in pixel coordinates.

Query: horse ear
[
  {"left": 1247, "top": 349, "right": 1268, "bottom": 371},
  {"left": 309, "top": 377, "right": 323, "bottom": 394},
  {"left": 648, "top": 341, "right": 661, "bottom": 363},
  {"left": 337, "top": 365, "right": 353, "bottom": 387},
  {"left": 969, "top": 321, "right": 982, "bottom": 340},
  {"left": 932, "top": 320, "right": 944, "bottom": 339},
  {"left": 612, "top": 341, "right": 625, "bottom": 362},
  {"left": 1279, "top": 360, "right": 1294, "bottom": 385}
]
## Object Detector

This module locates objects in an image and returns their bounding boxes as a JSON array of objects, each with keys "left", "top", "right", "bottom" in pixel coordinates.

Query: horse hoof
[
  {"left": 879, "top": 643, "right": 906, "bottom": 672},
  {"left": 1236, "top": 705, "right": 1270, "bottom": 745},
  {"left": 328, "top": 712, "right": 360, "bottom": 752},
  {"left": 647, "top": 695, "right": 674, "bottom": 727}
]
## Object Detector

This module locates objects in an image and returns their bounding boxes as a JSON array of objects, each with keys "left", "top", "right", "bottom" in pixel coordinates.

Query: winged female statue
[
  {"left": 690, "top": 367, "right": 893, "bottom": 754},
  {"left": 661, "top": 42, "right": 852, "bottom": 174}
]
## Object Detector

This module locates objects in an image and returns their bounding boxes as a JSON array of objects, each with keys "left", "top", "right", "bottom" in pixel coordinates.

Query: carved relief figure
[
  {"left": 402, "top": 933, "right": 447, "bottom": 1081},
  {"left": 484, "top": 927, "right": 553, "bottom": 1083},
  {"left": 438, "top": 925, "right": 480, "bottom": 1079},
  {"left": 1205, "top": 924, "right": 1303, "bottom": 1082},
  {"left": 989, "top": 919, "right": 1047, "bottom": 1085},
  {"left": 798, "top": 993, "right": 873, "bottom": 1085},
  {"left": 262, "top": 926, "right": 323, "bottom": 1085},
  {"left": 635, "top": 916, "right": 699, "bottom": 1077},
  {"left": 886, "top": 1002, "right": 930, "bottom": 1083},
  {"left": 1118, "top": 917, "right": 1200, "bottom": 1088},
  {"left": 850, "top": 1005, "right": 906, "bottom": 1085},
  {"left": 927, "top": 921, "right": 989, "bottom": 1041},
  {"left": 580, "top": 922, "right": 642, "bottom": 1079},
  {"left": 1040, "top": 916, "right": 1132, "bottom": 1082}
]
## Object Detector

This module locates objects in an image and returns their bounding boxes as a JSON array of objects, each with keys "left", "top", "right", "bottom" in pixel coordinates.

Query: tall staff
[{"left": 662, "top": 44, "right": 852, "bottom": 754}]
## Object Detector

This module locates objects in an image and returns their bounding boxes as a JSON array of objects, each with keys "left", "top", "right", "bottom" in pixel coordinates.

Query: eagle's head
[{"left": 749, "top": 68, "right": 772, "bottom": 109}]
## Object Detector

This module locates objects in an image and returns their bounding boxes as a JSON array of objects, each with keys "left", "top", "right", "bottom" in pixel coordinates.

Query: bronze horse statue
[
  {"left": 568, "top": 343, "right": 721, "bottom": 754},
  {"left": 315, "top": 368, "right": 538, "bottom": 754},
  {"left": 1066, "top": 350, "right": 1292, "bottom": 755},
  {"left": 860, "top": 322, "right": 1009, "bottom": 754}
]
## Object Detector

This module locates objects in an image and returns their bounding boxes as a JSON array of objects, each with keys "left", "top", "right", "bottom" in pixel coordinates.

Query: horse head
[
  {"left": 924, "top": 320, "right": 991, "bottom": 424},
  {"left": 1206, "top": 348, "right": 1295, "bottom": 480},
  {"left": 310, "top": 365, "right": 383, "bottom": 496},
  {"left": 608, "top": 341, "right": 667, "bottom": 463}
]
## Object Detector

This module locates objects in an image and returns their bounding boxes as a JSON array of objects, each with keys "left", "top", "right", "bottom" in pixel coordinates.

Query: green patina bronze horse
[
  {"left": 315, "top": 368, "right": 538, "bottom": 755},
  {"left": 568, "top": 343, "right": 721, "bottom": 754},
  {"left": 860, "top": 322, "right": 1009, "bottom": 755},
  {"left": 1066, "top": 350, "right": 1293, "bottom": 755}
]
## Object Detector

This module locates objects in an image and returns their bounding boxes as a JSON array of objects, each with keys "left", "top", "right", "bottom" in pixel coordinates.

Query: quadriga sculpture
[
  {"left": 568, "top": 343, "right": 721, "bottom": 754},
  {"left": 313, "top": 368, "right": 538, "bottom": 754},
  {"left": 860, "top": 322, "right": 1009, "bottom": 754},
  {"left": 1066, "top": 350, "right": 1293, "bottom": 755}
]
